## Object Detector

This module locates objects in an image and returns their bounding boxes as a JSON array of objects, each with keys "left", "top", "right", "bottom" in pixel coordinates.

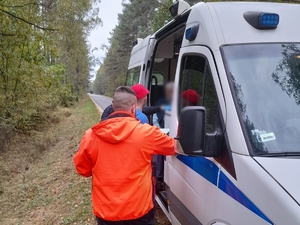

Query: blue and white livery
[{"left": 127, "top": 1, "right": 300, "bottom": 224}]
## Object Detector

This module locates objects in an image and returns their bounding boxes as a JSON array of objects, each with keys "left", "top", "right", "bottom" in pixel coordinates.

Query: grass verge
[
  {"left": 0, "top": 95, "right": 99, "bottom": 225},
  {"left": 0, "top": 95, "right": 170, "bottom": 225}
]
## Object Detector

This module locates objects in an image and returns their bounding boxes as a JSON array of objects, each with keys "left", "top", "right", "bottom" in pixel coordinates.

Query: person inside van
[
  {"left": 181, "top": 89, "right": 199, "bottom": 107},
  {"left": 153, "top": 82, "right": 174, "bottom": 128},
  {"left": 152, "top": 82, "right": 174, "bottom": 193},
  {"left": 131, "top": 84, "right": 150, "bottom": 124}
]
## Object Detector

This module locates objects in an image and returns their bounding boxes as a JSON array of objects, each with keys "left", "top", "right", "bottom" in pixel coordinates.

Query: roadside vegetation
[
  {"left": 0, "top": 96, "right": 99, "bottom": 225},
  {"left": 0, "top": 0, "right": 100, "bottom": 144}
]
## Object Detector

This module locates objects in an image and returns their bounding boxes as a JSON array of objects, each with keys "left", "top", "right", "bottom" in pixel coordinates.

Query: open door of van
[{"left": 126, "top": 36, "right": 156, "bottom": 87}]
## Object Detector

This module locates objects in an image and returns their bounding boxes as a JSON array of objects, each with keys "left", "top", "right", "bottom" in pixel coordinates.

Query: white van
[{"left": 127, "top": 1, "right": 300, "bottom": 224}]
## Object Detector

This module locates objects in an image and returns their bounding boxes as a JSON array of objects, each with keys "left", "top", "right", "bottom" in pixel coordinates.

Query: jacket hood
[{"left": 92, "top": 112, "right": 140, "bottom": 144}]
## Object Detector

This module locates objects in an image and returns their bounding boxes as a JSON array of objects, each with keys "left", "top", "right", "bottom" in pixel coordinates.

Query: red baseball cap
[
  {"left": 131, "top": 84, "right": 150, "bottom": 99},
  {"left": 182, "top": 89, "right": 199, "bottom": 105}
]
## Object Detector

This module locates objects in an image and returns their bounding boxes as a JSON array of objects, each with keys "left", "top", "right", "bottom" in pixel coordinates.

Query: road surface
[{"left": 89, "top": 94, "right": 112, "bottom": 111}]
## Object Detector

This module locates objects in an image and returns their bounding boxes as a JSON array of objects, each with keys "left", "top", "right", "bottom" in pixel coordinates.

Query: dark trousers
[
  {"left": 96, "top": 209, "right": 155, "bottom": 225},
  {"left": 156, "top": 155, "right": 165, "bottom": 180}
]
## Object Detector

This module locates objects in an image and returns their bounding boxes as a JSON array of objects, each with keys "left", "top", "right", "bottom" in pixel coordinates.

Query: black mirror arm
[
  {"left": 204, "top": 129, "right": 223, "bottom": 157},
  {"left": 206, "top": 131, "right": 218, "bottom": 140}
]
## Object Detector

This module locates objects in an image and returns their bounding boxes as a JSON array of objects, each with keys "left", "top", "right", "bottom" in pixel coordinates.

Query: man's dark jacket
[{"left": 101, "top": 105, "right": 161, "bottom": 121}]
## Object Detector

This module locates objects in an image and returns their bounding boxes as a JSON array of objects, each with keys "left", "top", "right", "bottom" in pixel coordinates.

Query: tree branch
[
  {"left": 0, "top": 8, "right": 57, "bottom": 31},
  {"left": 157, "top": 2, "right": 171, "bottom": 9},
  {"left": 0, "top": 32, "right": 15, "bottom": 36},
  {"left": 0, "top": 1, "right": 55, "bottom": 9},
  {"left": 0, "top": 2, "right": 39, "bottom": 8}
]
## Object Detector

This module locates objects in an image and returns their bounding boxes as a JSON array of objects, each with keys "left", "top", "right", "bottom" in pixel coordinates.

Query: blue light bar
[
  {"left": 259, "top": 13, "right": 279, "bottom": 28},
  {"left": 244, "top": 12, "right": 279, "bottom": 30}
]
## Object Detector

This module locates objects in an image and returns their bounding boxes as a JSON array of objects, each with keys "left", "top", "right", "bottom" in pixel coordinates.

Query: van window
[
  {"left": 179, "top": 55, "right": 218, "bottom": 133},
  {"left": 152, "top": 73, "right": 165, "bottom": 85},
  {"left": 180, "top": 55, "right": 205, "bottom": 109},
  {"left": 204, "top": 67, "right": 219, "bottom": 133},
  {"left": 179, "top": 54, "right": 236, "bottom": 178},
  {"left": 126, "top": 66, "right": 141, "bottom": 86},
  {"left": 202, "top": 70, "right": 234, "bottom": 175},
  {"left": 150, "top": 73, "right": 165, "bottom": 106}
]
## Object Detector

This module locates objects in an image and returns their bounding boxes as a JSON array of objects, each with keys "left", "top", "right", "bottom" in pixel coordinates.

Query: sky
[{"left": 88, "top": 0, "right": 123, "bottom": 80}]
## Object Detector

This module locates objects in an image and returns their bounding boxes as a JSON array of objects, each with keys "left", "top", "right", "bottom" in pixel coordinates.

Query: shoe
[
  {"left": 159, "top": 191, "right": 168, "bottom": 202},
  {"left": 156, "top": 180, "right": 164, "bottom": 193}
]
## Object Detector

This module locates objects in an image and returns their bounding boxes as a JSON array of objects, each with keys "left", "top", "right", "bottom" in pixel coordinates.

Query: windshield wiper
[{"left": 256, "top": 152, "right": 300, "bottom": 157}]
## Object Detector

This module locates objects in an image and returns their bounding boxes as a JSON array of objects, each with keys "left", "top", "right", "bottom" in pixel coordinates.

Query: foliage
[
  {"left": 92, "top": 65, "right": 108, "bottom": 95},
  {"left": 152, "top": 0, "right": 200, "bottom": 32},
  {"left": 92, "top": 0, "right": 158, "bottom": 96},
  {"left": 91, "top": 0, "right": 200, "bottom": 96},
  {"left": 152, "top": 0, "right": 173, "bottom": 32},
  {"left": 0, "top": 0, "right": 101, "bottom": 134},
  {"left": 272, "top": 44, "right": 300, "bottom": 105}
]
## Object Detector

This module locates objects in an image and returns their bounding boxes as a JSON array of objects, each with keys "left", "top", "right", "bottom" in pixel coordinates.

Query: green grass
[
  {"left": 0, "top": 95, "right": 170, "bottom": 225},
  {"left": 0, "top": 95, "right": 99, "bottom": 225}
]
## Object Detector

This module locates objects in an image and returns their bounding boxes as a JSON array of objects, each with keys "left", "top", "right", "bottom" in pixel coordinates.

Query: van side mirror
[
  {"left": 176, "top": 106, "right": 206, "bottom": 155},
  {"left": 176, "top": 106, "right": 222, "bottom": 156}
]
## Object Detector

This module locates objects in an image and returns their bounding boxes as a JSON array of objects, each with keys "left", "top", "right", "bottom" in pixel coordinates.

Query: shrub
[{"left": 0, "top": 118, "right": 14, "bottom": 152}]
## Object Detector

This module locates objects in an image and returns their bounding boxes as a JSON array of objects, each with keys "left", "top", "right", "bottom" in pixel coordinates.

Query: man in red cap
[
  {"left": 101, "top": 85, "right": 167, "bottom": 123},
  {"left": 131, "top": 84, "right": 150, "bottom": 124},
  {"left": 182, "top": 89, "right": 199, "bottom": 107}
]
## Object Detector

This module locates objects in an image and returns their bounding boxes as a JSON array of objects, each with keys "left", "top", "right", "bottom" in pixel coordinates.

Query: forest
[{"left": 0, "top": 0, "right": 100, "bottom": 145}]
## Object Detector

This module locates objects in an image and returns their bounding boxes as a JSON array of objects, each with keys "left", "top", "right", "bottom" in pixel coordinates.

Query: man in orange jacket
[{"left": 74, "top": 86, "right": 175, "bottom": 225}]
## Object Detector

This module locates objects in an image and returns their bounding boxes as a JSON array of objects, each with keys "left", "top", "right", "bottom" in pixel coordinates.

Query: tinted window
[
  {"left": 204, "top": 67, "right": 218, "bottom": 133},
  {"left": 126, "top": 66, "right": 141, "bottom": 86},
  {"left": 152, "top": 73, "right": 165, "bottom": 85},
  {"left": 179, "top": 56, "right": 205, "bottom": 109}
]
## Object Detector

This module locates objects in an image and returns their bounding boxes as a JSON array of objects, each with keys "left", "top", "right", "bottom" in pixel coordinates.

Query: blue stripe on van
[
  {"left": 218, "top": 172, "right": 273, "bottom": 224},
  {"left": 176, "top": 155, "right": 273, "bottom": 225},
  {"left": 177, "top": 155, "right": 219, "bottom": 186}
]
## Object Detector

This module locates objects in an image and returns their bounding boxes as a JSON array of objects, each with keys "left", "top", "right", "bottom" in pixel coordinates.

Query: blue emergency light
[
  {"left": 260, "top": 13, "right": 279, "bottom": 27},
  {"left": 244, "top": 12, "right": 280, "bottom": 30},
  {"left": 185, "top": 24, "right": 199, "bottom": 41}
]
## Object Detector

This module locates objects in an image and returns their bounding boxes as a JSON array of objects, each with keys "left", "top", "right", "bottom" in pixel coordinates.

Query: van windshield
[{"left": 222, "top": 44, "right": 300, "bottom": 156}]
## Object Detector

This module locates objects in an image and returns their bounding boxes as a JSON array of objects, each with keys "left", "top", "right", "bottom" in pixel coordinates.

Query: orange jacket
[{"left": 74, "top": 112, "right": 175, "bottom": 221}]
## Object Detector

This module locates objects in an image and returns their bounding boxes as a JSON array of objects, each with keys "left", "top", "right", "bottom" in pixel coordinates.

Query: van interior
[
  {"left": 149, "top": 27, "right": 185, "bottom": 107},
  {"left": 147, "top": 26, "right": 186, "bottom": 209}
]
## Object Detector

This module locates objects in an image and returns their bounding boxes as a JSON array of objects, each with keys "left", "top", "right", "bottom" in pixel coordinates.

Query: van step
[
  {"left": 159, "top": 191, "right": 168, "bottom": 202},
  {"left": 156, "top": 195, "right": 172, "bottom": 223}
]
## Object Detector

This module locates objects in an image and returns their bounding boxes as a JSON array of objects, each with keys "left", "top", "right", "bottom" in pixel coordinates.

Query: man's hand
[{"left": 161, "top": 105, "right": 171, "bottom": 111}]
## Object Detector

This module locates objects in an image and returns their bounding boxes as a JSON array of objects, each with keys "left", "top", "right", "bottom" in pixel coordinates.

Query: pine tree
[{"left": 93, "top": 0, "right": 158, "bottom": 96}]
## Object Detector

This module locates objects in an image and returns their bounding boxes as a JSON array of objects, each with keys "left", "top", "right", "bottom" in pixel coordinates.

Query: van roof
[
  {"left": 129, "top": 2, "right": 300, "bottom": 68},
  {"left": 184, "top": 2, "right": 300, "bottom": 50}
]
